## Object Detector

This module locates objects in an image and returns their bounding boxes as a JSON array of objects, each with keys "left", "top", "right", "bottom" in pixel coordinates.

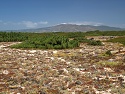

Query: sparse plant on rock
[
  {"left": 97, "top": 61, "right": 123, "bottom": 68},
  {"left": 105, "top": 50, "right": 112, "bottom": 56}
]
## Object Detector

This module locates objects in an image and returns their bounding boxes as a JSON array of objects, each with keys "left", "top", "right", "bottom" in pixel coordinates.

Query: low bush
[
  {"left": 105, "top": 50, "right": 112, "bottom": 56},
  {"left": 107, "top": 37, "right": 125, "bottom": 46},
  {"left": 11, "top": 35, "right": 79, "bottom": 49},
  {"left": 88, "top": 40, "right": 103, "bottom": 46},
  {"left": 0, "top": 32, "right": 28, "bottom": 42}
]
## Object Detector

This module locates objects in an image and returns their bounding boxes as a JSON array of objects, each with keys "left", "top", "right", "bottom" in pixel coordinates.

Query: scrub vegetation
[{"left": 1, "top": 31, "right": 125, "bottom": 49}]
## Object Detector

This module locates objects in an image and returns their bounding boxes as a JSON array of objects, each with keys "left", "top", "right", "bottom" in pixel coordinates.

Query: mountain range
[{"left": 19, "top": 24, "right": 124, "bottom": 32}]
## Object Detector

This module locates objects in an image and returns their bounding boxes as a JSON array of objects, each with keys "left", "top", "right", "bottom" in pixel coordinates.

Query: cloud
[
  {"left": 0, "top": 21, "right": 48, "bottom": 30},
  {"left": 61, "top": 21, "right": 104, "bottom": 26},
  {"left": 22, "top": 21, "right": 48, "bottom": 28},
  {"left": 22, "top": 21, "right": 38, "bottom": 28},
  {"left": 39, "top": 21, "right": 48, "bottom": 25},
  {"left": 120, "top": 24, "right": 125, "bottom": 28}
]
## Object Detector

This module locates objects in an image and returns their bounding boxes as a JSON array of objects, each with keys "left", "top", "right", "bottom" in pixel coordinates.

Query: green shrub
[
  {"left": 107, "top": 37, "right": 125, "bottom": 46},
  {"left": 11, "top": 35, "right": 79, "bottom": 49},
  {"left": 74, "top": 37, "right": 89, "bottom": 43},
  {"left": 0, "top": 32, "right": 28, "bottom": 42},
  {"left": 105, "top": 50, "right": 112, "bottom": 56},
  {"left": 88, "top": 40, "right": 102, "bottom": 46}
]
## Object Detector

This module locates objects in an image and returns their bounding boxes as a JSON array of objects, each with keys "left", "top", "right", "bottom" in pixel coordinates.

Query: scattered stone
[
  {"left": 75, "top": 80, "right": 82, "bottom": 85},
  {"left": 0, "top": 41, "right": 125, "bottom": 93}
]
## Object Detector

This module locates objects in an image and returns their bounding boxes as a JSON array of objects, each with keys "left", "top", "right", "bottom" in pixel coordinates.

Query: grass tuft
[{"left": 97, "top": 61, "right": 123, "bottom": 67}]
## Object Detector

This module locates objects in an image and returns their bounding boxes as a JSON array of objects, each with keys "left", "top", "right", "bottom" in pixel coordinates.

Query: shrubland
[
  {"left": 107, "top": 36, "right": 125, "bottom": 45},
  {"left": 1, "top": 30, "right": 125, "bottom": 49},
  {"left": 11, "top": 35, "right": 79, "bottom": 49}
]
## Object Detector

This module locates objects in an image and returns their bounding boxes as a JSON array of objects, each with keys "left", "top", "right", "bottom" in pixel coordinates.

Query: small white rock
[
  {"left": 53, "top": 50, "right": 57, "bottom": 54},
  {"left": 3, "top": 70, "right": 9, "bottom": 75}
]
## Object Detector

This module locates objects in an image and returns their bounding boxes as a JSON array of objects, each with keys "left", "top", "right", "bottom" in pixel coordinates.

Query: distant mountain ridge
[{"left": 19, "top": 24, "right": 123, "bottom": 32}]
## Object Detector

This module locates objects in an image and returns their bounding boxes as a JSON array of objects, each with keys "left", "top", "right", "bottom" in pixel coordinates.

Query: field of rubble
[
  {"left": 0, "top": 37, "right": 125, "bottom": 94},
  {"left": 1, "top": 31, "right": 125, "bottom": 94}
]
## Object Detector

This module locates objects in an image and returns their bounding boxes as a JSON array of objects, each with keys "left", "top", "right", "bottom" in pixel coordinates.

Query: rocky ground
[{"left": 0, "top": 38, "right": 125, "bottom": 94}]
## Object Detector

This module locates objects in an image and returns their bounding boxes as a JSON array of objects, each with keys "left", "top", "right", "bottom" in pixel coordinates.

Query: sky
[{"left": 0, "top": 0, "right": 125, "bottom": 30}]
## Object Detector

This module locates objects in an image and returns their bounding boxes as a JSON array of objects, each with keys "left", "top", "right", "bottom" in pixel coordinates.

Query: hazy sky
[{"left": 0, "top": 0, "right": 125, "bottom": 30}]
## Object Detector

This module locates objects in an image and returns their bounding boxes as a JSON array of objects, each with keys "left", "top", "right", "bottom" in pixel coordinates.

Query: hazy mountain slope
[
  {"left": 37, "top": 24, "right": 123, "bottom": 32},
  {"left": 17, "top": 24, "right": 123, "bottom": 32}
]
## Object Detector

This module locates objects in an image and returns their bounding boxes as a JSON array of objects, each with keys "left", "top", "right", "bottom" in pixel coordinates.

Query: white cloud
[
  {"left": 38, "top": 21, "right": 48, "bottom": 25},
  {"left": 0, "top": 20, "right": 48, "bottom": 29},
  {"left": 22, "top": 21, "right": 48, "bottom": 28},
  {"left": 0, "top": 21, "right": 12, "bottom": 25},
  {"left": 61, "top": 21, "right": 104, "bottom": 26},
  {"left": 121, "top": 24, "right": 125, "bottom": 28},
  {"left": 22, "top": 21, "right": 38, "bottom": 28}
]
